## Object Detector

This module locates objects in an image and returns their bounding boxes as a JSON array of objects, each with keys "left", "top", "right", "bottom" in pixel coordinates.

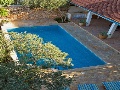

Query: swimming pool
[{"left": 8, "top": 25, "right": 106, "bottom": 69}]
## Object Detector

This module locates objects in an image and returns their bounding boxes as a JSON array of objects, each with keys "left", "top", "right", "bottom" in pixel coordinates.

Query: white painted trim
[
  {"left": 86, "top": 11, "right": 93, "bottom": 26},
  {"left": 73, "top": 3, "right": 120, "bottom": 26},
  {"left": 107, "top": 23, "right": 118, "bottom": 38}
]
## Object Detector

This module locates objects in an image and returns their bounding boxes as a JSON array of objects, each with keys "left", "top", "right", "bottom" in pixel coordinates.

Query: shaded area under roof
[{"left": 71, "top": 0, "right": 120, "bottom": 25}]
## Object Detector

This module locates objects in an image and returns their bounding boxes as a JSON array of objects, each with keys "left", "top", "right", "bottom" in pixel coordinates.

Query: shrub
[
  {"left": 0, "top": 61, "right": 72, "bottom": 90},
  {"left": 99, "top": 31, "right": 108, "bottom": 36},
  {"left": 54, "top": 16, "right": 70, "bottom": 23},
  {"left": 0, "top": 32, "right": 13, "bottom": 62},
  {"left": 79, "top": 20, "right": 86, "bottom": 23},
  {"left": 39, "top": 0, "right": 68, "bottom": 10},
  {"left": 0, "top": 0, "right": 14, "bottom": 6},
  {"left": 0, "top": 30, "right": 73, "bottom": 90},
  {"left": 9, "top": 32, "right": 73, "bottom": 69},
  {"left": 21, "top": 0, "right": 69, "bottom": 10},
  {"left": 0, "top": 32, "right": 73, "bottom": 90},
  {"left": 0, "top": 7, "right": 8, "bottom": 17}
]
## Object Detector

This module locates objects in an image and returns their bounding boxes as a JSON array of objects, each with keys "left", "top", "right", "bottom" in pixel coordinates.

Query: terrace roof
[{"left": 71, "top": 0, "right": 120, "bottom": 25}]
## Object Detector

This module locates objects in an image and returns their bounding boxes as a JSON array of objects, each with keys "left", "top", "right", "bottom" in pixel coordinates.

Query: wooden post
[{"left": 107, "top": 23, "right": 118, "bottom": 38}]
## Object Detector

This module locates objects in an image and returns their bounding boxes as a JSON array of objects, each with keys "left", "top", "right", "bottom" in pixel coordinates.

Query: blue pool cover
[{"left": 8, "top": 25, "right": 106, "bottom": 69}]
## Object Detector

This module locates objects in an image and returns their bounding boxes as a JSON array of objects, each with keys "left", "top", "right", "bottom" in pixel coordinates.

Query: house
[{"left": 71, "top": 0, "right": 120, "bottom": 38}]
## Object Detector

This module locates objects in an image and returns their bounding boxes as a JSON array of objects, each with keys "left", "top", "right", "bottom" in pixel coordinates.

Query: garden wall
[{"left": 7, "top": 6, "right": 60, "bottom": 21}]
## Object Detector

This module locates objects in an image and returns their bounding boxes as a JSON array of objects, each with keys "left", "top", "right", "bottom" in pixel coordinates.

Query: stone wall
[{"left": 7, "top": 7, "right": 61, "bottom": 21}]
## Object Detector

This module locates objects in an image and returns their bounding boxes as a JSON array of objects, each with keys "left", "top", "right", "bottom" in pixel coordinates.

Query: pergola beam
[
  {"left": 86, "top": 11, "right": 93, "bottom": 26},
  {"left": 107, "top": 23, "right": 118, "bottom": 38}
]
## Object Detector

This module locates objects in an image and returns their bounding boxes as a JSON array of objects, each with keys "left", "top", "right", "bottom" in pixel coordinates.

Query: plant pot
[
  {"left": 79, "top": 23, "right": 85, "bottom": 26},
  {"left": 98, "top": 34, "right": 108, "bottom": 39},
  {"left": 54, "top": 17, "right": 70, "bottom": 23},
  {"left": 66, "top": 13, "right": 71, "bottom": 20}
]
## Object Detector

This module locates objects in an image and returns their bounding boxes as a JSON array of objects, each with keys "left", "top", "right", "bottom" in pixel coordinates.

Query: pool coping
[
  {"left": 59, "top": 22, "right": 120, "bottom": 65},
  {"left": 4, "top": 20, "right": 120, "bottom": 68},
  {"left": 58, "top": 22, "right": 120, "bottom": 90}
]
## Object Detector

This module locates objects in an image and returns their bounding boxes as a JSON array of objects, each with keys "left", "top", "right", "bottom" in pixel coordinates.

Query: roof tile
[{"left": 71, "top": 0, "right": 120, "bottom": 23}]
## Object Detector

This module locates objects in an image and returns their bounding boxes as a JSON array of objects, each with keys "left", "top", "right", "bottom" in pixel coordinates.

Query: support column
[
  {"left": 86, "top": 11, "right": 93, "bottom": 26},
  {"left": 107, "top": 23, "right": 118, "bottom": 38}
]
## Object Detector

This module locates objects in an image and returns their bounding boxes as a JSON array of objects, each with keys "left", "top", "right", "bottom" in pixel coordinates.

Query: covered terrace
[{"left": 71, "top": 0, "right": 120, "bottom": 38}]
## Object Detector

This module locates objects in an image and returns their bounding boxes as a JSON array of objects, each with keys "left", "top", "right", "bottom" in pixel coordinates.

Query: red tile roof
[{"left": 71, "top": 0, "right": 120, "bottom": 24}]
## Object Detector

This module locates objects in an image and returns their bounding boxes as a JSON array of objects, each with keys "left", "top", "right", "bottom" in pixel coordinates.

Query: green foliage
[
  {"left": 79, "top": 20, "right": 86, "bottom": 23},
  {"left": 100, "top": 31, "right": 108, "bottom": 36},
  {"left": 21, "top": 0, "right": 70, "bottom": 23},
  {"left": 0, "top": 32, "right": 13, "bottom": 62},
  {"left": 0, "top": 62, "right": 72, "bottom": 90},
  {"left": 21, "top": 0, "right": 41, "bottom": 9},
  {"left": 1, "top": 19, "right": 9, "bottom": 24},
  {"left": 0, "top": 0, "right": 14, "bottom": 6},
  {"left": 0, "top": 7, "right": 8, "bottom": 17},
  {"left": 21, "top": 0, "right": 69, "bottom": 10},
  {"left": 39, "top": 0, "right": 68, "bottom": 10},
  {"left": 0, "top": 7, "right": 9, "bottom": 26},
  {"left": 9, "top": 32, "right": 73, "bottom": 68},
  {"left": 54, "top": 16, "right": 70, "bottom": 23},
  {"left": 0, "top": 32, "right": 73, "bottom": 90}
]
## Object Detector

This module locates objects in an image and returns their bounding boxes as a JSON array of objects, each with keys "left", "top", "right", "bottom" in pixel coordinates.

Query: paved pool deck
[
  {"left": 5, "top": 19, "right": 120, "bottom": 90},
  {"left": 59, "top": 22, "right": 120, "bottom": 90},
  {"left": 72, "top": 18, "right": 120, "bottom": 52}
]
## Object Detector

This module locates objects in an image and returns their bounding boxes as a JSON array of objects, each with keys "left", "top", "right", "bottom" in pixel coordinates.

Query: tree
[
  {"left": 0, "top": 0, "right": 14, "bottom": 6},
  {"left": 0, "top": 32, "right": 72, "bottom": 90},
  {"left": 21, "top": 0, "right": 68, "bottom": 9},
  {"left": 0, "top": 8, "right": 8, "bottom": 17},
  {"left": 39, "top": 0, "right": 70, "bottom": 22},
  {"left": 39, "top": 0, "right": 68, "bottom": 10},
  {"left": 21, "top": 0, "right": 70, "bottom": 22},
  {"left": 0, "top": 7, "right": 9, "bottom": 30},
  {"left": 0, "top": 62, "right": 72, "bottom": 90},
  {"left": 0, "top": 32, "right": 13, "bottom": 63},
  {"left": 14, "top": 0, "right": 17, "bottom": 4},
  {"left": 0, "top": 31, "right": 73, "bottom": 68},
  {"left": 9, "top": 32, "right": 73, "bottom": 69}
]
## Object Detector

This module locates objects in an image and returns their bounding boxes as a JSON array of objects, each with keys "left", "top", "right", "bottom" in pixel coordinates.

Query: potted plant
[
  {"left": 98, "top": 32, "right": 108, "bottom": 39},
  {"left": 54, "top": 16, "right": 70, "bottom": 23},
  {"left": 79, "top": 20, "right": 86, "bottom": 26}
]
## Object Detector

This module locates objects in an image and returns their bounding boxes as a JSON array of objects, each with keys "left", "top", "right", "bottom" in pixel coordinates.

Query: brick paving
[
  {"left": 64, "top": 64, "right": 120, "bottom": 90},
  {"left": 72, "top": 18, "right": 120, "bottom": 52},
  {"left": 60, "top": 22, "right": 120, "bottom": 90}
]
